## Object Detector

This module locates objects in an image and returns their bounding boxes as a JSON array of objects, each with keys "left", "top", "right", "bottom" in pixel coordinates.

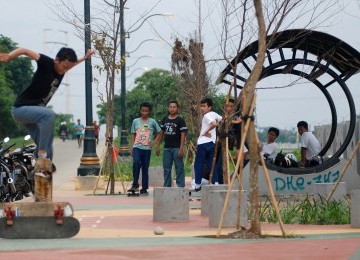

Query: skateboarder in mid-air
[{"left": 0, "top": 47, "right": 94, "bottom": 163}]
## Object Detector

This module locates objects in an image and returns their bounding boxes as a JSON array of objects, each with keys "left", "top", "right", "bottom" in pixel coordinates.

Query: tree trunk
[
  {"left": 105, "top": 98, "right": 115, "bottom": 195},
  {"left": 241, "top": 0, "right": 266, "bottom": 235},
  {"left": 247, "top": 123, "right": 260, "bottom": 234}
]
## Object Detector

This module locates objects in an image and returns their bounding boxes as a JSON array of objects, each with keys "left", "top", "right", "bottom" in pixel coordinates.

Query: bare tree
[
  {"left": 50, "top": 0, "right": 170, "bottom": 194},
  {"left": 214, "top": 0, "right": 341, "bottom": 237},
  {"left": 49, "top": 0, "right": 125, "bottom": 194},
  {"left": 171, "top": 36, "right": 209, "bottom": 140}
]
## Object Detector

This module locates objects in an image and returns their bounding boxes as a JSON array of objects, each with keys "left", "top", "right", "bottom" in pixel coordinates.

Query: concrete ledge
[
  {"left": 208, "top": 190, "right": 247, "bottom": 228},
  {"left": 153, "top": 187, "right": 189, "bottom": 222},
  {"left": 75, "top": 176, "right": 105, "bottom": 190},
  {"left": 201, "top": 185, "right": 236, "bottom": 216},
  {"left": 137, "top": 166, "right": 169, "bottom": 187},
  {"left": 351, "top": 189, "right": 360, "bottom": 228}
]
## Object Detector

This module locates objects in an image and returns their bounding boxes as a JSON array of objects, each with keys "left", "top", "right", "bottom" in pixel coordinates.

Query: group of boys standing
[
  {"left": 128, "top": 97, "right": 322, "bottom": 195},
  {"left": 128, "top": 97, "right": 243, "bottom": 195}
]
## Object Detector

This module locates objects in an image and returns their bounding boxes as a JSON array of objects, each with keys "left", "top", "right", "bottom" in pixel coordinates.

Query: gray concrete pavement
[{"left": 1, "top": 138, "right": 360, "bottom": 259}]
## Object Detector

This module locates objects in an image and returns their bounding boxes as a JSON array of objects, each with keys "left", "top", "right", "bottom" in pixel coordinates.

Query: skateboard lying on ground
[{"left": 0, "top": 202, "right": 80, "bottom": 239}]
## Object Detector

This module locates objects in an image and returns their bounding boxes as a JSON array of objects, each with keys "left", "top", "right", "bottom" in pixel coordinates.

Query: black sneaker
[
  {"left": 139, "top": 189, "right": 149, "bottom": 196},
  {"left": 128, "top": 184, "right": 139, "bottom": 192},
  {"left": 194, "top": 186, "right": 201, "bottom": 192}
]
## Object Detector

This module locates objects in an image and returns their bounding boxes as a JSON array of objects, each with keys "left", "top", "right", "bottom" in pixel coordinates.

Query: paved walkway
[{"left": 1, "top": 139, "right": 360, "bottom": 259}]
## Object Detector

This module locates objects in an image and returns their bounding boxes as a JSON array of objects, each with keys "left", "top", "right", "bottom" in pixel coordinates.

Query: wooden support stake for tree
[
  {"left": 225, "top": 137, "right": 230, "bottom": 184},
  {"left": 114, "top": 152, "right": 126, "bottom": 194},
  {"left": 258, "top": 148, "right": 287, "bottom": 238},
  {"left": 93, "top": 145, "right": 107, "bottom": 195},
  {"left": 209, "top": 137, "right": 220, "bottom": 184},
  {"left": 236, "top": 149, "right": 245, "bottom": 229},
  {"left": 326, "top": 140, "right": 360, "bottom": 202},
  {"left": 216, "top": 95, "right": 256, "bottom": 237}
]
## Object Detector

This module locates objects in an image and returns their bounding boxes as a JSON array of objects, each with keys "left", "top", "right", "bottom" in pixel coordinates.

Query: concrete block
[
  {"left": 153, "top": 187, "right": 189, "bottom": 222},
  {"left": 208, "top": 190, "right": 247, "bottom": 228},
  {"left": 201, "top": 184, "right": 236, "bottom": 216},
  {"left": 351, "top": 189, "right": 360, "bottom": 228},
  {"left": 312, "top": 182, "right": 346, "bottom": 201},
  {"left": 75, "top": 176, "right": 105, "bottom": 190},
  {"left": 356, "top": 121, "right": 360, "bottom": 176},
  {"left": 139, "top": 166, "right": 170, "bottom": 188}
]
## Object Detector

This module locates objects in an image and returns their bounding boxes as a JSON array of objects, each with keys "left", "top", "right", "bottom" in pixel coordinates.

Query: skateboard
[
  {"left": 0, "top": 202, "right": 79, "bottom": 239},
  {"left": 127, "top": 190, "right": 140, "bottom": 197}
]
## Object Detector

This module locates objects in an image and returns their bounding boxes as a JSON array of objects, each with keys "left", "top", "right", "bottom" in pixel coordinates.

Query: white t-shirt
[
  {"left": 301, "top": 131, "right": 321, "bottom": 159},
  {"left": 261, "top": 142, "right": 277, "bottom": 159},
  {"left": 197, "top": 111, "right": 222, "bottom": 145}
]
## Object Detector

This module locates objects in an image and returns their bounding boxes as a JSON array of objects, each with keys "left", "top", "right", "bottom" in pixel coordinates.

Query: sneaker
[
  {"left": 139, "top": 189, "right": 149, "bottom": 196},
  {"left": 194, "top": 186, "right": 201, "bottom": 192},
  {"left": 128, "top": 184, "right": 139, "bottom": 192}
]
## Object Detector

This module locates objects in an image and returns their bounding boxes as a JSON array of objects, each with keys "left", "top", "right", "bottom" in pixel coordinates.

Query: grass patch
[
  {"left": 259, "top": 194, "right": 351, "bottom": 225},
  {"left": 105, "top": 136, "right": 194, "bottom": 182}
]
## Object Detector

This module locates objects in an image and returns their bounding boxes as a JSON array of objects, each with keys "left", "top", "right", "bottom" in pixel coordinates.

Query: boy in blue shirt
[{"left": 128, "top": 102, "right": 161, "bottom": 195}]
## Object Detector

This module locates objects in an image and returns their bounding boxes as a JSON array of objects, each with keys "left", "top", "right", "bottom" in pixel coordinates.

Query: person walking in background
[
  {"left": 297, "top": 121, "right": 321, "bottom": 167},
  {"left": 93, "top": 120, "right": 100, "bottom": 145},
  {"left": 128, "top": 102, "right": 161, "bottom": 196},
  {"left": 193, "top": 98, "right": 222, "bottom": 191},
  {"left": 75, "top": 118, "right": 85, "bottom": 148},
  {"left": 156, "top": 101, "right": 187, "bottom": 187},
  {"left": 0, "top": 47, "right": 94, "bottom": 161}
]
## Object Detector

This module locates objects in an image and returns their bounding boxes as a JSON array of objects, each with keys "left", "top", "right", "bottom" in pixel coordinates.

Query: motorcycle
[
  {"left": 60, "top": 130, "right": 67, "bottom": 142},
  {"left": 0, "top": 135, "right": 37, "bottom": 202},
  {"left": 0, "top": 137, "right": 17, "bottom": 202}
]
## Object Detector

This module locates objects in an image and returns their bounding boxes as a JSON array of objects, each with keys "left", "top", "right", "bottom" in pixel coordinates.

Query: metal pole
[
  {"left": 119, "top": 0, "right": 130, "bottom": 156},
  {"left": 78, "top": 0, "right": 100, "bottom": 176}
]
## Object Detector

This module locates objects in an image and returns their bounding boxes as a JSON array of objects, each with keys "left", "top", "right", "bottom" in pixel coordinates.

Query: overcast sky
[{"left": 1, "top": 0, "right": 359, "bottom": 131}]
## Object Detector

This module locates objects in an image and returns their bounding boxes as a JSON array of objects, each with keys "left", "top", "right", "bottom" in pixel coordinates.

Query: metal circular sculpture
[{"left": 218, "top": 29, "right": 359, "bottom": 174}]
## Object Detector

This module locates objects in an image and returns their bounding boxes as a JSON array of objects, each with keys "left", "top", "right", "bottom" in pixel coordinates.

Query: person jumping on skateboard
[{"left": 0, "top": 47, "right": 95, "bottom": 162}]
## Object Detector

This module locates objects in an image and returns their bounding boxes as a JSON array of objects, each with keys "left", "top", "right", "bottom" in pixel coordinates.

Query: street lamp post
[
  {"left": 77, "top": 0, "right": 100, "bottom": 176},
  {"left": 118, "top": 1, "right": 173, "bottom": 156},
  {"left": 118, "top": 0, "right": 130, "bottom": 156}
]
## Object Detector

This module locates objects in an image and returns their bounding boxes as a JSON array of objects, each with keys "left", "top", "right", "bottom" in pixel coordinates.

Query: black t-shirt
[
  {"left": 160, "top": 116, "right": 187, "bottom": 148},
  {"left": 13, "top": 54, "right": 64, "bottom": 107}
]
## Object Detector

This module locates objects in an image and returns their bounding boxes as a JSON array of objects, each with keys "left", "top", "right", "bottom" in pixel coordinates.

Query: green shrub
[{"left": 259, "top": 194, "right": 350, "bottom": 225}]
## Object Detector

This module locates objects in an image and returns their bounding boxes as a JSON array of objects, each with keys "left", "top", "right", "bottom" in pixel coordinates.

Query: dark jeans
[
  {"left": 132, "top": 147, "right": 151, "bottom": 190},
  {"left": 216, "top": 146, "right": 249, "bottom": 184},
  {"left": 194, "top": 142, "right": 219, "bottom": 185},
  {"left": 12, "top": 106, "right": 56, "bottom": 159},
  {"left": 163, "top": 148, "right": 185, "bottom": 187}
]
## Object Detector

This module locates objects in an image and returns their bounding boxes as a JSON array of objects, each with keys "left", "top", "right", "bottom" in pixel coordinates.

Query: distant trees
[
  {"left": 0, "top": 35, "right": 33, "bottom": 138},
  {"left": 257, "top": 127, "right": 297, "bottom": 144},
  {"left": 97, "top": 68, "right": 225, "bottom": 142}
]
